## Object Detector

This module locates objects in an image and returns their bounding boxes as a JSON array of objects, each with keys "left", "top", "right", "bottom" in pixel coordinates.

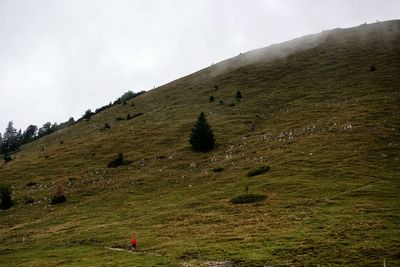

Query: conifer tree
[
  {"left": 2, "top": 121, "right": 19, "bottom": 155},
  {"left": 189, "top": 112, "right": 215, "bottom": 151},
  {"left": 38, "top": 122, "right": 52, "bottom": 137},
  {"left": 22, "top": 125, "right": 38, "bottom": 144},
  {"left": 0, "top": 184, "right": 13, "bottom": 210},
  {"left": 235, "top": 91, "right": 242, "bottom": 100},
  {"left": 17, "top": 129, "right": 22, "bottom": 146},
  {"left": 82, "top": 109, "right": 93, "bottom": 121},
  {"left": 67, "top": 117, "right": 75, "bottom": 125},
  {"left": 51, "top": 123, "right": 58, "bottom": 132}
]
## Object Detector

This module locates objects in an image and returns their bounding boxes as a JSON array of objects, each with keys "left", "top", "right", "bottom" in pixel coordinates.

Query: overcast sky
[{"left": 0, "top": 0, "right": 399, "bottom": 132}]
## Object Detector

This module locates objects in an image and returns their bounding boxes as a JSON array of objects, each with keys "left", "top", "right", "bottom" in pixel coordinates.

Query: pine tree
[
  {"left": 0, "top": 184, "right": 13, "bottom": 210},
  {"left": 82, "top": 109, "right": 93, "bottom": 121},
  {"left": 189, "top": 112, "right": 215, "bottom": 151},
  {"left": 67, "top": 117, "right": 75, "bottom": 125},
  {"left": 16, "top": 129, "right": 22, "bottom": 146},
  {"left": 235, "top": 91, "right": 242, "bottom": 100},
  {"left": 38, "top": 122, "right": 52, "bottom": 137},
  {"left": 22, "top": 125, "right": 38, "bottom": 144},
  {"left": 2, "top": 121, "right": 19, "bottom": 155},
  {"left": 51, "top": 123, "right": 58, "bottom": 132}
]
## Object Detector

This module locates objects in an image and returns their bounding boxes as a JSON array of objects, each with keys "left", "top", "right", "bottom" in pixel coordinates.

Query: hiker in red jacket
[{"left": 130, "top": 233, "right": 137, "bottom": 253}]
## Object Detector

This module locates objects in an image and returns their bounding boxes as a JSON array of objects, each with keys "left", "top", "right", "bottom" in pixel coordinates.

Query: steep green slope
[{"left": 1, "top": 20, "right": 399, "bottom": 266}]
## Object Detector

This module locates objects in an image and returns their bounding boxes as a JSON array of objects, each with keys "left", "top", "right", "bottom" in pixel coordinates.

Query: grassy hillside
[{"left": 1, "top": 20, "right": 399, "bottom": 266}]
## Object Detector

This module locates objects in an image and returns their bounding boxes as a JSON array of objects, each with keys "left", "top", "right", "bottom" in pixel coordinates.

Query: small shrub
[
  {"left": 209, "top": 96, "right": 215, "bottom": 103},
  {"left": 219, "top": 100, "right": 224, "bottom": 104},
  {"left": 0, "top": 184, "right": 14, "bottom": 210},
  {"left": 51, "top": 185, "right": 67, "bottom": 205},
  {"left": 212, "top": 167, "right": 224, "bottom": 172},
  {"left": 369, "top": 65, "right": 376, "bottom": 71},
  {"left": 214, "top": 85, "right": 219, "bottom": 90},
  {"left": 51, "top": 195, "right": 66, "bottom": 204},
  {"left": 236, "top": 91, "right": 242, "bottom": 100},
  {"left": 104, "top": 123, "right": 111, "bottom": 129},
  {"left": 230, "top": 193, "right": 267, "bottom": 204},
  {"left": 60, "top": 140, "right": 64, "bottom": 145},
  {"left": 116, "top": 117, "right": 125, "bottom": 121},
  {"left": 229, "top": 103, "right": 235, "bottom": 107},
  {"left": 247, "top": 165, "right": 270, "bottom": 177},
  {"left": 26, "top": 181, "right": 37, "bottom": 187},
  {"left": 107, "top": 153, "right": 133, "bottom": 168},
  {"left": 108, "top": 153, "right": 123, "bottom": 167}
]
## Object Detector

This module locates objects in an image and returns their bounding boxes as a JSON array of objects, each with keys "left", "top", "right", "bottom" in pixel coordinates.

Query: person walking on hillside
[{"left": 130, "top": 233, "right": 137, "bottom": 253}]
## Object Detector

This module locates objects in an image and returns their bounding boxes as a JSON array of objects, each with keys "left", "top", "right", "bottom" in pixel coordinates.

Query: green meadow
[{"left": 1, "top": 20, "right": 399, "bottom": 266}]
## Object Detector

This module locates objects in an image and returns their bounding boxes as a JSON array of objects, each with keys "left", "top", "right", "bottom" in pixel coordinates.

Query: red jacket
[{"left": 131, "top": 239, "right": 137, "bottom": 245}]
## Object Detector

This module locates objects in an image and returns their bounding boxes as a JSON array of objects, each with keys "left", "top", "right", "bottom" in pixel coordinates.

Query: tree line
[
  {"left": 0, "top": 118, "right": 75, "bottom": 156},
  {"left": 0, "top": 90, "right": 144, "bottom": 157}
]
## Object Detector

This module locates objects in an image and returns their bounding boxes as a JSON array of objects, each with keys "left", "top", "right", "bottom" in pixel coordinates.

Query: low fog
[{"left": 0, "top": 0, "right": 399, "bottom": 132}]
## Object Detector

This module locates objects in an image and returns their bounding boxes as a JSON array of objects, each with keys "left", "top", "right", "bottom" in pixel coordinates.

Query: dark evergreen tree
[
  {"left": 119, "top": 90, "right": 135, "bottom": 102},
  {"left": 51, "top": 122, "right": 58, "bottom": 132},
  {"left": 189, "top": 112, "right": 215, "bottom": 151},
  {"left": 2, "top": 121, "right": 20, "bottom": 155},
  {"left": 0, "top": 184, "right": 13, "bottom": 210},
  {"left": 67, "top": 117, "right": 75, "bottom": 124},
  {"left": 236, "top": 91, "right": 242, "bottom": 100},
  {"left": 82, "top": 109, "right": 93, "bottom": 121},
  {"left": 22, "top": 125, "right": 38, "bottom": 144},
  {"left": 16, "top": 129, "right": 22, "bottom": 146},
  {"left": 38, "top": 122, "right": 52, "bottom": 137},
  {"left": 114, "top": 90, "right": 145, "bottom": 105},
  {"left": 209, "top": 96, "right": 215, "bottom": 102},
  {"left": 58, "top": 117, "right": 75, "bottom": 130}
]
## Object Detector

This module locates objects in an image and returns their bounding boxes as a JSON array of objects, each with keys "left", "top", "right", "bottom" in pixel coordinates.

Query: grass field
[{"left": 1, "top": 20, "right": 399, "bottom": 266}]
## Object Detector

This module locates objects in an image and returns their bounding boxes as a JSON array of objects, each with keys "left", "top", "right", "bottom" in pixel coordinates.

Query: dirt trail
[
  {"left": 106, "top": 247, "right": 162, "bottom": 256},
  {"left": 107, "top": 248, "right": 234, "bottom": 266},
  {"left": 182, "top": 260, "right": 234, "bottom": 267}
]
